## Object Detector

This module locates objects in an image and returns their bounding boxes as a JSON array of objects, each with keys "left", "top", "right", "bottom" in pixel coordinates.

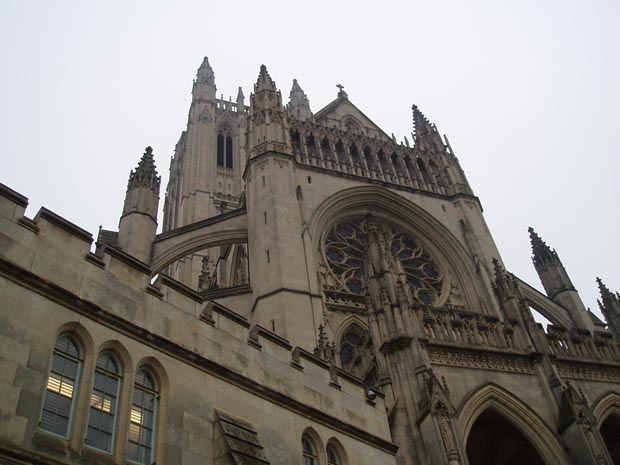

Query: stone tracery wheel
[{"left": 323, "top": 216, "right": 443, "bottom": 305}]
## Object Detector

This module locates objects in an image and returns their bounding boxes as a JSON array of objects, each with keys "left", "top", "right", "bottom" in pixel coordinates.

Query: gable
[{"left": 314, "top": 97, "right": 391, "bottom": 141}]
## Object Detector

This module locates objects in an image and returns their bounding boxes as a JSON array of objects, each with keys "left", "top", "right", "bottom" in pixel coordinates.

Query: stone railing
[
  {"left": 545, "top": 325, "right": 620, "bottom": 363},
  {"left": 413, "top": 305, "right": 523, "bottom": 350}
]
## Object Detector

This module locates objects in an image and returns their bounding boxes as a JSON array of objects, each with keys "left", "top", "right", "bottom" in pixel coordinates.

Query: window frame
[
  {"left": 302, "top": 434, "right": 319, "bottom": 465},
  {"left": 39, "top": 334, "right": 83, "bottom": 438},
  {"left": 85, "top": 351, "right": 122, "bottom": 453},
  {"left": 127, "top": 366, "right": 159, "bottom": 465}
]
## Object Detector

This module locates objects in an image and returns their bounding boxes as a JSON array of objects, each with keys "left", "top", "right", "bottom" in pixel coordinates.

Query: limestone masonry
[{"left": 1, "top": 57, "right": 619, "bottom": 465}]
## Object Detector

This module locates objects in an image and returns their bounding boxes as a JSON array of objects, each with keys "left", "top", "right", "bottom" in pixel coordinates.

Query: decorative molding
[
  {"left": 427, "top": 346, "right": 535, "bottom": 374},
  {"left": 556, "top": 362, "right": 620, "bottom": 382}
]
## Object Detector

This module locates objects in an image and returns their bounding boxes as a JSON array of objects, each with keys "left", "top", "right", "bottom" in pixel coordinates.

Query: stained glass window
[
  {"left": 86, "top": 352, "right": 121, "bottom": 452},
  {"left": 323, "top": 217, "right": 443, "bottom": 305},
  {"left": 127, "top": 367, "right": 158, "bottom": 464},
  {"left": 40, "top": 334, "right": 82, "bottom": 437}
]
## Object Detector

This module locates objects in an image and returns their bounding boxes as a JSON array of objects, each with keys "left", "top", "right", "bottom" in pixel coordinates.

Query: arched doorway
[
  {"left": 466, "top": 408, "right": 547, "bottom": 465},
  {"left": 600, "top": 414, "right": 620, "bottom": 465}
]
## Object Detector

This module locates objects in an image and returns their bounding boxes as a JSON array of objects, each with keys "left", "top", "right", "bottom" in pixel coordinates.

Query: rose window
[{"left": 323, "top": 217, "right": 443, "bottom": 305}]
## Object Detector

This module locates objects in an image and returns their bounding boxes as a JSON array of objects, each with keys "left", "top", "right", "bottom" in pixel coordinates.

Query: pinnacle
[
  {"left": 528, "top": 227, "right": 549, "bottom": 254},
  {"left": 128, "top": 146, "right": 160, "bottom": 191},
  {"left": 597, "top": 277, "right": 611, "bottom": 296},
  {"left": 412, "top": 104, "right": 434, "bottom": 136},
  {"left": 196, "top": 56, "right": 215, "bottom": 85},
  {"left": 255, "top": 64, "right": 277, "bottom": 92}
]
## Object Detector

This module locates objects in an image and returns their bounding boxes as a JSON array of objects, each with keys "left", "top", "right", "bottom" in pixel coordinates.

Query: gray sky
[{"left": 1, "top": 0, "right": 618, "bottom": 321}]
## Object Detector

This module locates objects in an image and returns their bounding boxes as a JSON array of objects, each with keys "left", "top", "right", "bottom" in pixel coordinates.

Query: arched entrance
[
  {"left": 600, "top": 414, "right": 620, "bottom": 465},
  {"left": 466, "top": 408, "right": 547, "bottom": 465}
]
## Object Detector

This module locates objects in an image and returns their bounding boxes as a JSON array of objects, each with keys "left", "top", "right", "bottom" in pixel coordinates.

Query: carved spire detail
[
  {"left": 196, "top": 57, "right": 215, "bottom": 85},
  {"left": 313, "top": 325, "right": 336, "bottom": 365},
  {"left": 528, "top": 227, "right": 561, "bottom": 271},
  {"left": 597, "top": 277, "right": 620, "bottom": 337},
  {"left": 412, "top": 104, "right": 444, "bottom": 154},
  {"left": 127, "top": 146, "right": 160, "bottom": 192},
  {"left": 287, "top": 79, "right": 311, "bottom": 120}
]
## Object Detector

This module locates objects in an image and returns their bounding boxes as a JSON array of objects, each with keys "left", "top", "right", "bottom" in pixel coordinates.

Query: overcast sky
[{"left": 1, "top": 0, "right": 618, "bottom": 322}]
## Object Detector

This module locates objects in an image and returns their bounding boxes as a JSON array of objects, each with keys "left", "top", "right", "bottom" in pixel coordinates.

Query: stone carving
[
  {"left": 427, "top": 347, "right": 535, "bottom": 374},
  {"left": 313, "top": 325, "right": 336, "bottom": 365},
  {"left": 198, "top": 255, "right": 217, "bottom": 291}
]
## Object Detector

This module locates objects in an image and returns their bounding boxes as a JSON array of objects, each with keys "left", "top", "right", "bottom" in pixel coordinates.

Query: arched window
[
  {"left": 302, "top": 434, "right": 318, "bottom": 465},
  {"left": 226, "top": 135, "right": 233, "bottom": 168},
  {"left": 217, "top": 134, "right": 225, "bottom": 167},
  {"left": 40, "top": 334, "right": 82, "bottom": 437},
  {"left": 86, "top": 352, "right": 121, "bottom": 452},
  {"left": 326, "top": 445, "right": 340, "bottom": 465},
  {"left": 127, "top": 367, "right": 159, "bottom": 464}
]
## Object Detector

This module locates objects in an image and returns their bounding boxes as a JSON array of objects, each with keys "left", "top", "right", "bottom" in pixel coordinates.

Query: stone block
[{"left": 0, "top": 334, "right": 30, "bottom": 365}]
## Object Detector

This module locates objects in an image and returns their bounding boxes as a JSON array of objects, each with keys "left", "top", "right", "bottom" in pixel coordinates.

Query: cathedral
[{"left": 0, "top": 56, "right": 619, "bottom": 465}]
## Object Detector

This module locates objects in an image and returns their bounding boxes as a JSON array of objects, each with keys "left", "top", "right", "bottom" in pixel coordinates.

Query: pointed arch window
[
  {"left": 86, "top": 352, "right": 121, "bottom": 452},
  {"left": 127, "top": 367, "right": 159, "bottom": 464},
  {"left": 40, "top": 334, "right": 82, "bottom": 437},
  {"left": 226, "top": 136, "right": 233, "bottom": 168},
  {"left": 326, "top": 445, "right": 340, "bottom": 465},
  {"left": 217, "top": 135, "right": 225, "bottom": 167},
  {"left": 302, "top": 434, "right": 318, "bottom": 465}
]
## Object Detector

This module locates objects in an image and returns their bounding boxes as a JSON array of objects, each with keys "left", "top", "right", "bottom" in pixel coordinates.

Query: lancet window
[{"left": 217, "top": 128, "right": 234, "bottom": 168}]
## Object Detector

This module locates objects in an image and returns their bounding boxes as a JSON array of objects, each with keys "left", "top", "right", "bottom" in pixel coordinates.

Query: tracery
[{"left": 323, "top": 216, "right": 443, "bottom": 306}]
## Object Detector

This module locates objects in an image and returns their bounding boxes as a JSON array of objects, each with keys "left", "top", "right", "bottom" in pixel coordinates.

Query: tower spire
[
  {"left": 528, "top": 227, "right": 593, "bottom": 331},
  {"left": 192, "top": 56, "right": 216, "bottom": 101},
  {"left": 597, "top": 277, "right": 620, "bottom": 337},
  {"left": 287, "top": 79, "right": 311, "bottom": 121}
]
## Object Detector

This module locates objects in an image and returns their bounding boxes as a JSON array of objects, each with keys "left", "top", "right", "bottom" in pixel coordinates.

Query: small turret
[
  {"left": 247, "top": 65, "right": 290, "bottom": 158},
  {"left": 117, "top": 147, "right": 160, "bottom": 263},
  {"left": 287, "top": 79, "right": 311, "bottom": 121},
  {"left": 529, "top": 228, "right": 593, "bottom": 331},
  {"left": 597, "top": 278, "right": 620, "bottom": 337},
  {"left": 192, "top": 56, "right": 216, "bottom": 101}
]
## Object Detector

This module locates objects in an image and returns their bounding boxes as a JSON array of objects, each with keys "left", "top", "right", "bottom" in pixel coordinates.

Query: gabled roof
[{"left": 314, "top": 95, "right": 392, "bottom": 141}]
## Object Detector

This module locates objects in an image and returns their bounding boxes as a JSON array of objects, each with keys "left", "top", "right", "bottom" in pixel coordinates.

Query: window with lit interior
[
  {"left": 127, "top": 367, "right": 158, "bottom": 464},
  {"left": 86, "top": 352, "right": 121, "bottom": 452},
  {"left": 40, "top": 334, "right": 82, "bottom": 437}
]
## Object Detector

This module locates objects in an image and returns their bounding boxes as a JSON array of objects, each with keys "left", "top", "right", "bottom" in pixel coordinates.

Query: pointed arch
[
  {"left": 307, "top": 186, "right": 487, "bottom": 311},
  {"left": 592, "top": 391, "right": 620, "bottom": 426},
  {"left": 458, "top": 383, "right": 568, "bottom": 465}
]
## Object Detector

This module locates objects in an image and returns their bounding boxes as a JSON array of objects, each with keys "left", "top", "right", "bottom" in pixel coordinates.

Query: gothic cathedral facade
[{"left": 1, "top": 57, "right": 619, "bottom": 465}]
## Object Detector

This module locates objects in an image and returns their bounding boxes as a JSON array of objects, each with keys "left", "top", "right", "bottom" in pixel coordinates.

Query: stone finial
[
  {"left": 127, "top": 147, "right": 160, "bottom": 192},
  {"left": 336, "top": 84, "right": 348, "bottom": 99}
]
